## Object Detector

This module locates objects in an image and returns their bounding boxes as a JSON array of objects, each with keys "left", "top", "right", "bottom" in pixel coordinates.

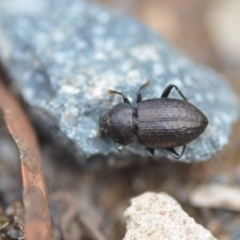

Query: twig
[{"left": 0, "top": 79, "right": 53, "bottom": 240}]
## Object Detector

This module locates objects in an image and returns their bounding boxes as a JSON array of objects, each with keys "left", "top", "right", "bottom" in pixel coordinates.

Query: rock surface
[
  {"left": 0, "top": 0, "right": 239, "bottom": 166},
  {"left": 123, "top": 192, "right": 217, "bottom": 240}
]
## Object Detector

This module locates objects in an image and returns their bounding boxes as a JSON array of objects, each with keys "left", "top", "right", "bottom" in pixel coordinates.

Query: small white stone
[
  {"left": 190, "top": 184, "right": 240, "bottom": 212},
  {"left": 123, "top": 192, "right": 216, "bottom": 240}
]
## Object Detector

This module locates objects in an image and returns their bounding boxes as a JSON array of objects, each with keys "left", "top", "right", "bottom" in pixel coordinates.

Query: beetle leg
[
  {"left": 137, "top": 80, "right": 150, "bottom": 103},
  {"left": 165, "top": 145, "right": 186, "bottom": 159},
  {"left": 108, "top": 90, "right": 130, "bottom": 104},
  {"left": 114, "top": 142, "right": 125, "bottom": 151},
  {"left": 161, "top": 84, "right": 188, "bottom": 101},
  {"left": 146, "top": 147, "right": 155, "bottom": 156}
]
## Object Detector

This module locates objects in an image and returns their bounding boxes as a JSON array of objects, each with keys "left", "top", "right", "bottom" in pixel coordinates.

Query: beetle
[{"left": 100, "top": 81, "right": 208, "bottom": 159}]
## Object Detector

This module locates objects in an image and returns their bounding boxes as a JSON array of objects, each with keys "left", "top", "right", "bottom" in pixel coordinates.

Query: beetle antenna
[
  {"left": 137, "top": 80, "right": 150, "bottom": 103},
  {"left": 140, "top": 80, "right": 150, "bottom": 90},
  {"left": 108, "top": 90, "right": 130, "bottom": 103}
]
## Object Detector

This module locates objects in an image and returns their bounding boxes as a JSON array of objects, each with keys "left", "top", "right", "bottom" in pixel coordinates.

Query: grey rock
[
  {"left": 123, "top": 192, "right": 217, "bottom": 240},
  {"left": 0, "top": 0, "right": 239, "bottom": 166}
]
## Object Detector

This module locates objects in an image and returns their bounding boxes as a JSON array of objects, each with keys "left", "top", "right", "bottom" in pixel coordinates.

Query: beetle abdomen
[{"left": 136, "top": 98, "right": 208, "bottom": 148}]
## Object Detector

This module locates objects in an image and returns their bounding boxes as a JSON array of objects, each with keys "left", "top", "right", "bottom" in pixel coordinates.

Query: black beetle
[{"left": 100, "top": 81, "right": 208, "bottom": 159}]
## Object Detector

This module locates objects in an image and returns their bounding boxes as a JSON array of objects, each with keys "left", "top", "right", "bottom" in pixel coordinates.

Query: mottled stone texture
[
  {"left": 0, "top": 0, "right": 238, "bottom": 166},
  {"left": 124, "top": 192, "right": 217, "bottom": 240}
]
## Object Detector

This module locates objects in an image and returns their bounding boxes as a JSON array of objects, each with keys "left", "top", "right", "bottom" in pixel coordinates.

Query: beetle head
[{"left": 100, "top": 102, "right": 134, "bottom": 145}]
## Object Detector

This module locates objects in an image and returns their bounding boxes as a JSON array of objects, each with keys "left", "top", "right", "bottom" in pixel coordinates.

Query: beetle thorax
[{"left": 100, "top": 102, "right": 134, "bottom": 145}]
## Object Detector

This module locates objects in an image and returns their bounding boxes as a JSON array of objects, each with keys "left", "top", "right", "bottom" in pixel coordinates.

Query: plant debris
[
  {"left": 0, "top": 202, "right": 24, "bottom": 240},
  {"left": 0, "top": 80, "right": 53, "bottom": 240}
]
